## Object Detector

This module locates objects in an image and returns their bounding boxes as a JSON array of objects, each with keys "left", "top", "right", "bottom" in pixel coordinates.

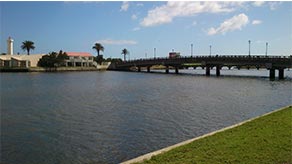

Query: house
[
  {"left": 65, "top": 52, "right": 95, "bottom": 67},
  {"left": 0, "top": 54, "right": 45, "bottom": 68}
]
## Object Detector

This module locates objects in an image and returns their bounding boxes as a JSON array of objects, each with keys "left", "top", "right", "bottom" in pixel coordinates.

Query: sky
[{"left": 1, "top": 1, "right": 291, "bottom": 59}]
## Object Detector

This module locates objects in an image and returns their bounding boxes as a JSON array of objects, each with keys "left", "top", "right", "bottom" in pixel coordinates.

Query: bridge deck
[{"left": 109, "top": 55, "right": 292, "bottom": 80}]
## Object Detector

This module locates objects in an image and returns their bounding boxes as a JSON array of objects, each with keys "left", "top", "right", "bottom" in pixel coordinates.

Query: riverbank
[
  {"left": 0, "top": 67, "right": 102, "bottom": 72},
  {"left": 122, "top": 105, "right": 292, "bottom": 164},
  {"left": 30, "top": 67, "right": 100, "bottom": 72}
]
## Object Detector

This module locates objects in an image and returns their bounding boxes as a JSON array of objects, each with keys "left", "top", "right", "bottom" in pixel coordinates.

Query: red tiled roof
[{"left": 66, "top": 52, "right": 92, "bottom": 57}]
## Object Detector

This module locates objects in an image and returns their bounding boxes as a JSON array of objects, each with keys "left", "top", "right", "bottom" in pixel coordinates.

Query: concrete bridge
[{"left": 109, "top": 55, "right": 292, "bottom": 80}]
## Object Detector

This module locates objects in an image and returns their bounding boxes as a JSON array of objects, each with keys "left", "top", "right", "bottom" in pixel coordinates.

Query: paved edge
[{"left": 120, "top": 105, "right": 292, "bottom": 164}]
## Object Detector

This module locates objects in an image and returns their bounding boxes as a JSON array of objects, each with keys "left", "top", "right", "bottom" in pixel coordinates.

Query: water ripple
[{"left": 1, "top": 71, "right": 291, "bottom": 164}]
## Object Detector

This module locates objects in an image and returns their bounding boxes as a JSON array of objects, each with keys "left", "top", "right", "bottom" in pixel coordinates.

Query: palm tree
[
  {"left": 21, "top": 40, "right": 35, "bottom": 55},
  {"left": 121, "top": 48, "right": 129, "bottom": 61},
  {"left": 92, "top": 43, "right": 104, "bottom": 56}
]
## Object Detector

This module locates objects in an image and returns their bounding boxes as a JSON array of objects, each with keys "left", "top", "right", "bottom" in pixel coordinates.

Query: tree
[
  {"left": 21, "top": 40, "right": 35, "bottom": 55},
  {"left": 94, "top": 55, "right": 104, "bottom": 65},
  {"left": 92, "top": 43, "right": 104, "bottom": 56},
  {"left": 104, "top": 58, "right": 122, "bottom": 63},
  {"left": 121, "top": 48, "right": 129, "bottom": 61},
  {"left": 55, "top": 50, "right": 68, "bottom": 66},
  {"left": 38, "top": 50, "right": 68, "bottom": 67}
]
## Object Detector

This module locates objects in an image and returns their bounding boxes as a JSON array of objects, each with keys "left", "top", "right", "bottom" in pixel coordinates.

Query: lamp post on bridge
[
  {"left": 191, "top": 43, "right": 193, "bottom": 56},
  {"left": 265, "top": 42, "right": 268, "bottom": 56},
  {"left": 248, "top": 40, "right": 251, "bottom": 56}
]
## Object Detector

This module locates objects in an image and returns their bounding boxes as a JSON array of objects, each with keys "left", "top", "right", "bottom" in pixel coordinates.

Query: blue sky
[{"left": 1, "top": 1, "right": 291, "bottom": 59}]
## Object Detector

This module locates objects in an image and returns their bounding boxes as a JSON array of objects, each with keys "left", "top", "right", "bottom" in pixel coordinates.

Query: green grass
[{"left": 138, "top": 106, "right": 292, "bottom": 164}]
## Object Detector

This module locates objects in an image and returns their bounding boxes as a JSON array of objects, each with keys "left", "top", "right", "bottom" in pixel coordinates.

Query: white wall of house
[
  {"left": 0, "top": 54, "right": 45, "bottom": 67},
  {"left": 66, "top": 56, "right": 94, "bottom": 67}
]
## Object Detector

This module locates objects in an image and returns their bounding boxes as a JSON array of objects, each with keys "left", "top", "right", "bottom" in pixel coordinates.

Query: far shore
[{"left": 0, "top": 66, "right": 106, "bottom": 72}]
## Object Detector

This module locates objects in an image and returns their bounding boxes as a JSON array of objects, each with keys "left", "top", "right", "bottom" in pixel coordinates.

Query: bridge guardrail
[{"left": 122, "top": 55, "right": 291, "bottom": 64}]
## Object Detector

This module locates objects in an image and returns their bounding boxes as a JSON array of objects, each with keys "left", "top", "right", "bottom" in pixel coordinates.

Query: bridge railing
[{"left": 122, "top": 55, "right": 291, "bottom": 64}]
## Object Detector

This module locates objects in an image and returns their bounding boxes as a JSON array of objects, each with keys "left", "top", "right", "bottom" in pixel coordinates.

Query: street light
[
  {"left": 191, "top": 43, "right": 193, "bottom": 56},
  {"left": 248, "top": 40, "right": 251, "bottom": 56},
  {"left": 154, "top": 48, "right": 156, "bottom": 58},
  {"left": 265, "top": 42, "right": 268, "bottom": 56},
  {"left": 209, "top": 45, "right": 212, "bottom": 56}
]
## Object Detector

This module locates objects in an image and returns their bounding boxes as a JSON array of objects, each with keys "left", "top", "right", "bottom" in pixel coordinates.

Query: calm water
[{"left": 1, "top": 70, "right": 291, "bottom": 164}]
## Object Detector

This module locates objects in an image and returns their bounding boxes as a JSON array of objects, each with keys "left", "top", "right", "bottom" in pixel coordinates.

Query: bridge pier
[
  {"left": 165, "top": 66, "right": 169, "bottom": 74},
  {"left": 137, "top": 67, "right": 141, "bottom": 72},
  {"left": 175, "top": 67, "right": 179, "bottom": 74},
  {"left": 269, "top": 68, "right": 275, "bottom": 80},
  {"left": 216, "top": 65, "right": 221, "bottom": 76},
  {"left": 206, "top": 66, "right": 210, "bottom": 76},
  {"left": 147, "top": 66, "right": 150, "bottom": 73},
  {"left": 279, "top": 68, "right": 284, "bottom": 80}
]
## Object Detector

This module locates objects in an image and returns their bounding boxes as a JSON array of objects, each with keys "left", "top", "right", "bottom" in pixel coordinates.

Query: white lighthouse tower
[{"left": 7, "top": 37, "right": 14, "bottom": 55}]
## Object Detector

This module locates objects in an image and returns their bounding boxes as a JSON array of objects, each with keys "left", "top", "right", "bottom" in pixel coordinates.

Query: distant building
[
  {"left": 0, "top": 37, "right": 96, "bottom": 68},
  {"left": 65, "top": 52, "right": 94, "bottom": 67}
]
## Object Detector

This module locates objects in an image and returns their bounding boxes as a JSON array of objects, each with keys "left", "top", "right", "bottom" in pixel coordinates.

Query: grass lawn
[{"left": 137, "top": 106, "right": 292, "bottom": 164}]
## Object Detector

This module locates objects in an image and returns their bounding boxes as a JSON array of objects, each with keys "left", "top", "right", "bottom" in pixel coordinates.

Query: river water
[{"left": 1, "top": 69, "right": 291, "bottom": 164}]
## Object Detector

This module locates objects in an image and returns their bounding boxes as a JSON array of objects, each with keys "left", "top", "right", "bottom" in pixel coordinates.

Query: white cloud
[
  {"left": 207, "top": 13, "right": 249, "bottom": 35},
  {"left": 251, "top": 2, "right": 282, "bottom": 10},
  {"left": 120, "top": 1, "right": 129, "bottom": 12},
  {"left": 185, "top": 21, "right": 197, "bottom": 29},
  {"left": 137, "top": 3, "right": 144, "bottom": 7},
  {"left": 252, "top": 1, "right": 265, "bottom": 7},
  {"left": 252, "top": 20, "right": 262, "bottom": 25},
  {"left": 96, "top": 39, "right": 137, "bottom": 45},
  {"left": 132, "top": 27, "right": 140, "bottom": 31},
  {"left": 131, "top": 14, "right": 138, "bottom": 20},
  {"left": 140, "top": 1, "right": 245, "bottom": 27},
  {"left": 269, "top": 2, "right": 282, "bottom": 10}
]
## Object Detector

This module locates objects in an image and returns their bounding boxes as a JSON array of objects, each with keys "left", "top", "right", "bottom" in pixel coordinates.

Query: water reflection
[{"left": 1, "top": 70, "right": 291, "bottom": 163}]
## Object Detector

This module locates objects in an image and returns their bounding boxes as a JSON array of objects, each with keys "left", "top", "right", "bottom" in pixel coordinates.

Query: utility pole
[
  {"left": 209, "top": 45, "right": 212, "bottom": 56},
  {"left": 154, "top": 48, "right": 156, "bottom": 58},
  {"left": 265, "top": 42, "right": 268, "bottom": 56},
  {"left": 248, "top": 40, "right": 251, "bottom": 56}
]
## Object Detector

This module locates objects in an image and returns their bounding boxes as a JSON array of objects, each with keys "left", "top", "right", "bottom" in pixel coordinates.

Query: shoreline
[
  {"left": 121, "top": 105, "right": 292, "bottom": 164},
  {"left": 0, "top": 67, "right": 105, "bottom": 72}
]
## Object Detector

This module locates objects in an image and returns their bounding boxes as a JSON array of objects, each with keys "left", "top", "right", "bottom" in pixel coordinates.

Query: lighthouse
[{"left": 7, "top": 37, "right": 14, "bottom": 55}]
